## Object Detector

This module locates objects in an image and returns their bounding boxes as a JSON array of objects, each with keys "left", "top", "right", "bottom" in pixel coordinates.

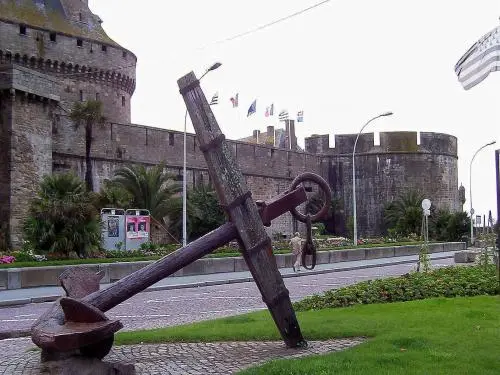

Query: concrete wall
[{"left": 0, "top": 242, "right": 466, "bottom": 290}]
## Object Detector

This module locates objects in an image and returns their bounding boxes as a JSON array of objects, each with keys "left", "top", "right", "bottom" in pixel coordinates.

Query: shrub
[
  {"left": 23, "top": 173, "right": 101, "bottom": 258},
  {"left": 294, "top": 265, "right": 498, "bottom": 311},
  {"left": 431, "top": 210, "right": 470, "bottom": 241},
  {"left": 383, "top": 190, "right": 425, "bottom": 237}
]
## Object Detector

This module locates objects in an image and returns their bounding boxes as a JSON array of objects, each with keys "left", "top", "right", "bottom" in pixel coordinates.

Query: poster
[
  {"left": 137, "top": 216, "right": 150, "bottom": 239},
  {"left": 107, "top": 216, "right": 120, "bottom": 237},
  {"left": 126, "top": 216, "right": 138, "bottom": 239}
]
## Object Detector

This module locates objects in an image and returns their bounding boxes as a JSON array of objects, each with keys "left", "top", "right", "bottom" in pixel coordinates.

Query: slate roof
[{"left": 0, "top": 0, "right": 119, "bottom": 46}]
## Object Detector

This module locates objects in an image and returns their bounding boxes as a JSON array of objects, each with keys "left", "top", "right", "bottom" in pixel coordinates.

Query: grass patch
[{"left": 115, "top": 296, "right": 499, "bottom": 374}]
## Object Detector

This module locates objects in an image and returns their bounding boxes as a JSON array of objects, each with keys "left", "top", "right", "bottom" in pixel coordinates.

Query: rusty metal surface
[{"left": 59, "top": 269, "right": 104, "bottom": 299}]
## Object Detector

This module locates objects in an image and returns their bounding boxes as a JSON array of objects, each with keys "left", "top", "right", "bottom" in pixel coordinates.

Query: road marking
[
  {"left": 113, "top": 314, "right": 171, "bottom": 319},
  {"left": 0, "top": 318, "right": 36, "bottom": 322},
  {"left": 145, "top": 296, "right": 254, "bottom": 303}
]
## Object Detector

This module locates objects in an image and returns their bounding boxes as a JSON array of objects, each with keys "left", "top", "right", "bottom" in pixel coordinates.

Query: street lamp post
[
  {"left": 183, "top": 62, "right": 222, "bottom": 247},
  {"left": 352, "top": 111, "right": 393, "bottom": 246},
  {"left": 469, "top": 140, "right": 496, "bottom": 246}
]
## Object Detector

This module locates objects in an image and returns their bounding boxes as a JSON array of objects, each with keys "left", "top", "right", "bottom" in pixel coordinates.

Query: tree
[
  {"left": 384, "top": 190, "right": 425, "bottom": 237},
  {"left": 23, "top": 173, "right": 101, "bottom": 257},
  {"left": 70, "top": 100, "right": 106, "bottom": 191},
  {"left": 188, "top": 184, "right": 225, "bottom": 239},
  {"left": 110, "top": 164, "right": 182, "bottom": 233},
  {"left": 92, "top": 179, "right": 133, "bottom": 211}
]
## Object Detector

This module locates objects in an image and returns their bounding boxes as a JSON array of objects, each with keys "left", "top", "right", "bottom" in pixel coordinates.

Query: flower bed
[{"left": 294, "top": 265, "right": 498, "bottom": 311}]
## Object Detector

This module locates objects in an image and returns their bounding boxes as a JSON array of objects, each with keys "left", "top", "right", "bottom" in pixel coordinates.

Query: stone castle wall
[
  {"left": 0, "top": 65, "right": 60, "bottom": 247},
  {"left": 0, "top": 18, "right": 135, "bottom": 124},
  {"left": 50, "top": 116, "right": 459, "bottom": 239}
]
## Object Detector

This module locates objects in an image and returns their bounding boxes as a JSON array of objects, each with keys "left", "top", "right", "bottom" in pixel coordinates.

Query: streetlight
[
  {"left": 469, "top": 140, "right": 496, "bottom": 246},
  {"left": 352, "top": 111, "right": 393, "bottom": 246},
  {"left": 183, "top": 62, "right": 222, "bottom": 247}
]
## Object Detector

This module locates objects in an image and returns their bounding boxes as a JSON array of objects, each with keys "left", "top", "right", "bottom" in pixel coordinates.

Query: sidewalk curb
[{"left": 0, "top": 254, "right": 453, "bottom": 308}]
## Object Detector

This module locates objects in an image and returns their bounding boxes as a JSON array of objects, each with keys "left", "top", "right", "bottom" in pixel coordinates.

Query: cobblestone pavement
[{"left": 0, "top": 338, "right": 365, "bottom": 374}]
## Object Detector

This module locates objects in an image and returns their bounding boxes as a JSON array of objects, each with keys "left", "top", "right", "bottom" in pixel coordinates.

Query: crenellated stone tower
[{"left": 0, "top": 0, "right": 136, "bottom": 248}]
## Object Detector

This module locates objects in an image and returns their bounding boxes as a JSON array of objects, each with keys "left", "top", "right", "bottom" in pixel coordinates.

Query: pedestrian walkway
[
  {"left": 0, "top": 251, "right": 456, "bottom": 308},
  {"left": 0, "top": 338, "right": 365, "bottom": 375}
]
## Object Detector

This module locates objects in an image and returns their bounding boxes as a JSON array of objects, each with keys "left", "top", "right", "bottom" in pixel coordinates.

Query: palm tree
[
  {"left": 384, "top": 190, "right": 425, "bottom": 237},
  {"left": 111, "top": 164, "right": 182, "bottom": 235},
  {"left": 70, "top": 100, "right": 106, "bottom": 191},
  {"left": 23, "top": 173, "right": 101, "bottom": 257},
  {"left": 92, "top": 179, "right": 133, "bottom": 211}
]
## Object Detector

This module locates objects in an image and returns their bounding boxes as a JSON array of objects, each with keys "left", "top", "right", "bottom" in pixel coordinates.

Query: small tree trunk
[{"left": 85, "top": 121, "right": 93, "bottom": 191}]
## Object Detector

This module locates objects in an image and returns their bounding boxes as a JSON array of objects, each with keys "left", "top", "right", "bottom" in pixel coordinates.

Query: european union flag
[{"left": 247, "top": 100, "right": 257, "bottom": 117}]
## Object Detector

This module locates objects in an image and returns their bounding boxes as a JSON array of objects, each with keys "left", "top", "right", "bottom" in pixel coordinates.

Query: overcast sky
[{"left": 89, "top": 0, "right": 500, "bottom": 222}]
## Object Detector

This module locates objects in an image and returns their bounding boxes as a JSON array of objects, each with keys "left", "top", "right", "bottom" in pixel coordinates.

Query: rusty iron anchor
[{"left": 30, "top": 71, "right": 332, "bottom": 361}]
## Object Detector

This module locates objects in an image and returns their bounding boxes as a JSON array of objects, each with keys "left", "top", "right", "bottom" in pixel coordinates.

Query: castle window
[
  {"left": 19, "top": 24, "right": 26, "bottom": 35},
  {"left": 78, "top": 12, "right": 82, "bottom": 22},
  {"left": 79, "top": 90, "right": 83, "bottom": 101},
  {"left": 77, "top": 39, "right": 83, "bottom": 47},
  {"left": 122, "top": 51, "right": 127, "bottom": 59},
  {"left": 95, "top": 93, "right": 100, "bottom": 101},
  {"left": 169, "top": 133, "right": 174, "bottom": 146},
  {"left": 101, "top": 45, "right": 107, "bottom": 52},
  {"left": 49, "top": 32, "right": 56, "bottom": 42},
  {"left": 121, "top": 96, "right": 125, "bottom": 107}
]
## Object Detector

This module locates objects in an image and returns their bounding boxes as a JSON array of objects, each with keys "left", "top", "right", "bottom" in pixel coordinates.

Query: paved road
[{"left": 0, "top": 258, "right": 455, "bottom": 360}]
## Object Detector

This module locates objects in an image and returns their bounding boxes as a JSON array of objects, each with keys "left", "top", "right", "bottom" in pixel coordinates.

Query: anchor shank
[{"left": 178, "top": 71, "right": 307, "bottom": 348}]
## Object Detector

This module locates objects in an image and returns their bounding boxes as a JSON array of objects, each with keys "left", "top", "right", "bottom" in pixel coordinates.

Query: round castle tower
[
  {"left": 0, "top": 0, "right": 136, "bottom": 123},
  {"left": 305, "top": 131, "right": 460, "bottom": 237}
]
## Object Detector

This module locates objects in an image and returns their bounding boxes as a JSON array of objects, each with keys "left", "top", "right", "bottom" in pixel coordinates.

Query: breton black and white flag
[
  {"left": 278, "top": 110, "right": 289, "bottom": 121},
  {"left": 209, "top": 92, "right": 219, "bottom": 105},
  {"left": 455, "top": 25, "right": 500, "bottom": 90}
]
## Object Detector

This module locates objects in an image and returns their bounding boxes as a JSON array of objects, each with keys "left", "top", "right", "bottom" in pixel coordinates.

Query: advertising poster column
[
  {"left": 101, "top": 208, "right": 126, "bottom": 251},
  {"left": 125, "top": 209, "right": 151, "bottom": 250}
]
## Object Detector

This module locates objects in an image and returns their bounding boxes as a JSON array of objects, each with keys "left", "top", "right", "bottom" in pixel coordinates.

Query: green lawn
[{"left": 115, "top": 296, "right": 499, "bottom": 374}]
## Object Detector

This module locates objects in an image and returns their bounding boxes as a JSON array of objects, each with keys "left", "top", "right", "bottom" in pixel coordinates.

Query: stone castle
[{"left": 0, "top": 0, "right": 460, "bottom": 249}]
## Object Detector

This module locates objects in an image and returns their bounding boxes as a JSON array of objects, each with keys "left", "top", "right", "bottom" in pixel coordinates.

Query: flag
[
  {"left": 247, "top": 99, "right": 257, "bottom": 117},
  {"left": 265, "top": 104, "right": 274, "bottom": 117},
  {"left": 297, "top": 110, "right": 304, "bottom": 122},
  {"left": 230, "top": 93, "right": 239, "bottom": 108},
  {"left": 269, "top": 103, "right": 274, "bottom": 116},
  {"left": 209, "top": 92, "right": 219, "bottom": 105},
  {"left": 278, "top": 110, "right": 288, "bottom": 121},
  {"left": 455, "top": 24, "right": 500, "bottom": 90}
]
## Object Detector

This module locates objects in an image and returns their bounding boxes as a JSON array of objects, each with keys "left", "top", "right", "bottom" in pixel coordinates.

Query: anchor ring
[{"left": 289, "top": 172, "right": 332, "bottom": 223}]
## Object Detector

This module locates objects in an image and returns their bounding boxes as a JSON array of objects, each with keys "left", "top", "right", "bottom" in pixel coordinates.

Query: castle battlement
[
  {"left": 305, "top": 131, "right": 458, "bottom": 157},
  {"left": 0, "top": 51, "right": 136, "bottom": 95}
]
